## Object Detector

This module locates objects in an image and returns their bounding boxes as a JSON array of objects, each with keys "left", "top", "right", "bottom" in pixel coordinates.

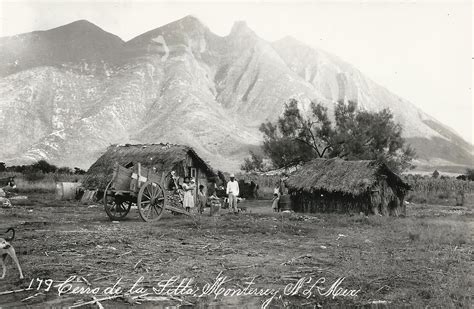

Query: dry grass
[
  {"left": 0, "top": 196, "right": 471, "bottom": 307},
  {"left": 286, "top": 158, "right": 408, "bottom": 195},
  {"left": 406, "top": 191, "right": 474, "bottom": 207},
  {"left": 83, "top": 143, "right": 214, "bottom": 189},
  {"left": 404, "top": 176, "right": 474, "bottom": 206},
  {"left": 0, "top": 172, "right": 82, "bottom": 194}
]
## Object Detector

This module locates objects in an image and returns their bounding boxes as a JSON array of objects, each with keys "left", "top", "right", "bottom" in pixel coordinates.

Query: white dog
[{"left": 0, "top": 228, "right": 24, "bottom": 279}]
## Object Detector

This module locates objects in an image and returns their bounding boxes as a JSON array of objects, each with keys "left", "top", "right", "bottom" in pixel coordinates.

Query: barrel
[
  {"left": 56, "top": 182, "right": 81, "bottom": 200},
  {"left": 210, "top": 199, "right": 221, "bottom": 216},
  {"left": 278, "top": 194, "right": 292, "bottom": 211}
]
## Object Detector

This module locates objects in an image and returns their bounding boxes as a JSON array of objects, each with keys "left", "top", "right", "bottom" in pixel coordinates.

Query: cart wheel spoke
[
  {"left": 153, "top": 206, "right": 160, "bottom": 217},
  {"left": 116, "top": 203, "right": 126, "bottom": 212},
  {"left": 150, "top": 203, "right": 158, "bottom": 219},
  {"left": 138, "top": 181, "right": 166, "bottom": 222}
]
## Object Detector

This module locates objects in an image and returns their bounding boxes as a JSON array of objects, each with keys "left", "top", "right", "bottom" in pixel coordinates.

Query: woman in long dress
[
  {"left": 182, "top": 176, "right": 196, "bottom": 212},
  {"left": 272, "top": 183, "right": 280, "bottom": 212}
]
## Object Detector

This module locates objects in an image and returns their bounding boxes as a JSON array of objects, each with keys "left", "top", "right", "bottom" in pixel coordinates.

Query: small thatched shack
[
  {"left": 83, "top": 144, "right": 216, "bottom": 192},
  {"left": 286, "top": 158, "right": 410, "bottom": 216}
]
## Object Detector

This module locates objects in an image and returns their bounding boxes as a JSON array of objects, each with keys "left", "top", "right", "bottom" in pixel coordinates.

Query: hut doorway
[{"left": 190, "top": 167, "right": 198, "bottom": 197}]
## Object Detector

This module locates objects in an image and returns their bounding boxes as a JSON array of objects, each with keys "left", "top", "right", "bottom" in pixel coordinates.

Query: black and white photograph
[{"left": 0, "top": 0, "right": 472, "bottom": 307}]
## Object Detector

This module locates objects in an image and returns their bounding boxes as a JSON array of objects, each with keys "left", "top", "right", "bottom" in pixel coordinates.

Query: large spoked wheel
[
  {"left": 103, "top": 181, "right": 132, "bottom": 221},
  {"left": 138, "top": 181, "right": 166, "bottom": 222}
]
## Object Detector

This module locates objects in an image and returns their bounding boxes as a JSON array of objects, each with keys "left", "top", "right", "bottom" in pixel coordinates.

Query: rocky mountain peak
[
  {"left": 176, "top": 15, "right": 205, "bottom": 28},
  {"left": 53, "top": 19, "right": 105, "bottom": 33},
  {"left": 125, "top": 14, "right": 211, "bottom": 54},
  {"left": 0, "top": 16, "right": 472, "bottom": 172},
  {"left": 0, "top": 19, "right": 125, "bottom": 76},
  {"left": 229, "top": 20, "right": 254, "bottom": 37},
  {"left": 36, "top": 19, "right": 125, "bottom": 46}
]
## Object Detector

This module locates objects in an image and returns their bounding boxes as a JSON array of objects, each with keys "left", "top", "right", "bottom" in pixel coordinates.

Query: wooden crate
[
  {"left": 130, "top": 164, "right": 147, "bottom": 192},
  {"left": 110, "top": 162, "right": 166, "bottom": 193},
  {"left": 129, "top": 163, "right": 164, "bottom": 192}
]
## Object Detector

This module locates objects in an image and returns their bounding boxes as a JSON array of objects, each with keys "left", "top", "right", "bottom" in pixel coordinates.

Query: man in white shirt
[{"left": 226, "top": 173, "right": 240, "bottom": 214}]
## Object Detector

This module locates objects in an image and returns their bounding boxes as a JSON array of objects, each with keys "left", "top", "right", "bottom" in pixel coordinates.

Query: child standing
[
  {"left": 182, "top": 176, "right": 196, "bottom": 212},
  {"left": 197, "top": 184, "right": 207, "bottom": 214},
  {"left": 208, "top": 192, "right": 221, "bottom": 216}
]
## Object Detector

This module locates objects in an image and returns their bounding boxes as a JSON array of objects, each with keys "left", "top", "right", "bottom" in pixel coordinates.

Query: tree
[
  {"left": 240, "top": 151, "right": 265, "bottom": 172},
  {"left": 259, "top": 99, "right": 331, "bottom": 168},
  {"left": 258, "top": 99, "right": 415, "bottom": 173},
  {"left": 0, "top": 162, "right": 5, "bottom": 172},
  {"left": 465, "top": 168, "right": 474, "bottom": 181},
  {"left": 432, "top": 170, "right": 440, "bottom": 179},
  {"left": 31, "top": 160, "right": 58, "bottom": 173},
  {"left": 330, "top": 102, "right": 416, "bottom": 172}
]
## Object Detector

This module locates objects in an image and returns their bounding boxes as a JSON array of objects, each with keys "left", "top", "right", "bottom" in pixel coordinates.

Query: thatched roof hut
[
  {"left": 83, "top": 143, "right": 216, "bottom": 190},
  {"left": 286, "top": 158, "right": 410, "bottom": 216}
]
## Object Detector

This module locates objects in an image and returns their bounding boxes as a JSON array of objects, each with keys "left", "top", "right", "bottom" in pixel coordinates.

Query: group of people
[
  {"left": 179, "top": 176, "right": 206, "bottom": 213},
  {"left": 176, "top": 173, "right": 241, "bottom": 215}
]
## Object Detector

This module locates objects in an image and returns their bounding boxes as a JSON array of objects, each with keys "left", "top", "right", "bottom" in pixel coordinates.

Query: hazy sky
[{"left": 1, "top": 0, "right": 472, "bottom": 144}]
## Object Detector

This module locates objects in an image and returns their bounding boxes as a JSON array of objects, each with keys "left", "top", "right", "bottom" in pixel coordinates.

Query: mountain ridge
[{"left": 0, "top": 17, "right": 472, "bottom": 172}]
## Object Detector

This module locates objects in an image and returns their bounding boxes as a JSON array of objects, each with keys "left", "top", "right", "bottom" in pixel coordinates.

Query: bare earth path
[{"left": 0, "top": 194, "right": 472, "bottom": 308}]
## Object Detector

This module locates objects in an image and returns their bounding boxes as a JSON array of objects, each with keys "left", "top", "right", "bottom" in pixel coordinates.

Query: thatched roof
[
  {"left": 286, "top": 158, "right": 410, "bottom": 196},
  {"left": 82, "top": 143, "right": 215, "bottom": 189}
]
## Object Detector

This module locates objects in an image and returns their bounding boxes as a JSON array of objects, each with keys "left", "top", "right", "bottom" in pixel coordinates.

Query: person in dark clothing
[{"left": 197, "top": 184, "right": 207, "bottom": 214}]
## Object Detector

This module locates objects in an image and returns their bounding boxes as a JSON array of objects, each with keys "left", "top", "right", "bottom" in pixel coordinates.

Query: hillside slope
[{"left": 0, "top": 16, "right": 471, "bottom": 171}]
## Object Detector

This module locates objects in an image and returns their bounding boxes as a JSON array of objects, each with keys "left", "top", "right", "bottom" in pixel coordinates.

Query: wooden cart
[{"left": 103, "top": 162, "right": 191, "bottom": 222}]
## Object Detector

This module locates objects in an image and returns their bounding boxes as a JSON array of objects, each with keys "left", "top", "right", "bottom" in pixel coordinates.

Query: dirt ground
[{"left": 0, "top": 194, "right": 472, "bottom": 308}]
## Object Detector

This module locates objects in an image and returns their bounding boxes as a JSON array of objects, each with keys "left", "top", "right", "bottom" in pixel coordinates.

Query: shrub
[
  {"left": 31, "top": 160, "right": 58, "bottom": 173},
  {"left": 57, "top": 167, "right": 73, "bottom": 174},
  {"left": 466, "top": 168, "right": 474, "bottom": 181}
]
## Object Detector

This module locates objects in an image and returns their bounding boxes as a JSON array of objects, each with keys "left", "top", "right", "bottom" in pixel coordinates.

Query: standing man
[{"left": 226, "top": 173, "right": 240, "bottom": 214}]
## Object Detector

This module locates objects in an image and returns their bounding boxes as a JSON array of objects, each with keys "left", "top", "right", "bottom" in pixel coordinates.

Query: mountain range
[{"left": 0, "top": 16, "right": 472, "bottom": 172}]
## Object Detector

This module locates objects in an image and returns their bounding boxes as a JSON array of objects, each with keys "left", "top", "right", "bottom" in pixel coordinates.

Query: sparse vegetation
[
  {"left": 1, "top": 174, "right": 83, "bottom": 193},
  {"left": 0, "top": 161, "right": 84, "bottom": 193},
  {"left": 403, "top": 175, "right": 473, "bottom": 206},
  {"left": 1, "top": 173, "right": 83, "bottom": 194},
  {"left": 5, "top": 160, "right": 86, "bottom": 175}
]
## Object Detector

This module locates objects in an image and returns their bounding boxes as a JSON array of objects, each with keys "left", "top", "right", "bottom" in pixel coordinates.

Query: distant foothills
[{"left": 0, "top": 16, "right": 472, "bottom": 173}]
